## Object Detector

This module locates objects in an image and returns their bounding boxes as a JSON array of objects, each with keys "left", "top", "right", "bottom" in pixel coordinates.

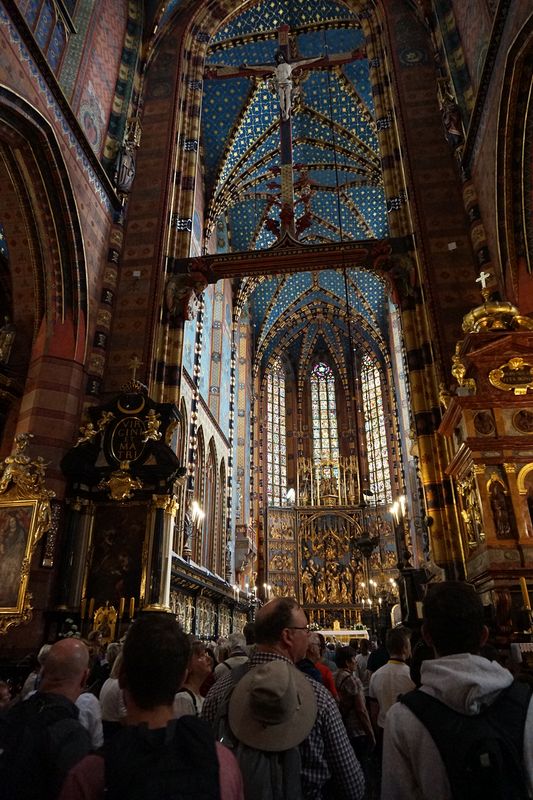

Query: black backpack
[
  {"left": 0, "top": 692, "right": 91, "bottom": 800},
  {"left": 104, "top": 716, "right": 221, "bottom": 800},
  {"left": 400, "top": 681, "right": 532, "bottom": 800}
]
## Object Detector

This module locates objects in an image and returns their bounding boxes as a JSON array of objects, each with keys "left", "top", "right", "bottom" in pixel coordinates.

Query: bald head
[{"left": 40, "top": 639, "right": 89, "bottom": 702}]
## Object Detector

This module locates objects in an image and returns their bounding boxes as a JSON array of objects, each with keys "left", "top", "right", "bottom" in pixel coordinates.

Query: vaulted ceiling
[
  {"left": 156, "top": 0, "right": 393, "bottom": 374},
  {"left": 202, "top": 1, "right": 388, "bottom": 251}
]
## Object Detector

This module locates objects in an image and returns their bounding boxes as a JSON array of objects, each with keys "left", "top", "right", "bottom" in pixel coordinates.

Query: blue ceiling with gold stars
[
  {"left": 202, "top": 0, "right": 388, "bottom": 251},
  {"left": 199, "top": 0, "right": 391, "bottom": 369},
  {"left": 248, "top": 267, "right": 390, "bottom": 372},
  {"left": 157, "top": 0, "right": 392, "bottom": 370}
]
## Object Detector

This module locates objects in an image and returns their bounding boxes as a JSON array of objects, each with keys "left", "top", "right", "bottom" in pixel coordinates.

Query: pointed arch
[
  {"left": 496, "top": 14, "right": 533, "bottom": 308},
  {"left": 310, "top": 362, "right": 340, "bottom": 467},
  {"left": 194, "top": 426, "right": 206, "bottom": 562},
  {"left": 202, "top": 438, "right": 218, "bottom": 569},
  {"left": 173, "top": 398, "right": 189, "bottom": 557},
  {"left": 265, "top": 355, "right": 287, "bottom": 507},
  {"left": 0, "top": 87, "right": 89, "bottom": 458},
  {"left": 217, "top": 458, "right": 227, "bottom": 577},
  {"left": 0, "top": 87, "right": 88, "bottom": 350},
  {"left": 361, "top": 351, "right": 393, "bottom": 504}
]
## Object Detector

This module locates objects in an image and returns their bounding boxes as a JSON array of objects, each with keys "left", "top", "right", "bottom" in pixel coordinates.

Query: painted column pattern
[
  {"left": 85, "top": 207, "right": 124, "bottom": 402},
  {"left": 186, "top": 296, "right": 205, "bottom": 493}
]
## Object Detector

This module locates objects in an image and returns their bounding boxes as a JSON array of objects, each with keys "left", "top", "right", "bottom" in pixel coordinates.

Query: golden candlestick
[
  {"left": 80, "top": 597, "right": 86, "bottom": 620},
  {"left": 520, "top": 577, "right": 531, "bottom": 610},
  {"left": 129, "top": 597, "right": 135, "bottom": 619},
  {"left": 119, "top": 597, "right": 125, "bottom": 618}
]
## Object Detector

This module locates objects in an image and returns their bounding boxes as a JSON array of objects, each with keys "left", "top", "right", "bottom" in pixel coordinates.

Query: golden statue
[{"left": 142, "top": 409, "right": 162, "bottom": 443}]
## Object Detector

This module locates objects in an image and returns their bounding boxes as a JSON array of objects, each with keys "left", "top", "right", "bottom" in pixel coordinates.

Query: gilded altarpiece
[
  {"left": 440, "top": 298, "right": 533, "bottom": 634},
  {"left": 233, "top": 609, "right": 248, "bottom": 633},
  {"left": 169, "top": 589, "right": 194, "bottom": 633},
  {"left": 299, "top": 510, "right": 365, "bottom": 629},
  {"left": 266, "top": 508, "right": 298, "bottom": 599},
  {"left": 218, "top": 604, "right": 231, "bottom": 638},
  {"left": 196, "top": 596, "right": 216, "bottom": 638},
  {"left": 266, "top": 506, "right": 399, "bottom": 628}
]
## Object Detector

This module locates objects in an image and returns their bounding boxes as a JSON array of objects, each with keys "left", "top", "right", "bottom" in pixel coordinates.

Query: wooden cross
[{"left": 205, "top": 25, "right": 365, "bottom": 237}]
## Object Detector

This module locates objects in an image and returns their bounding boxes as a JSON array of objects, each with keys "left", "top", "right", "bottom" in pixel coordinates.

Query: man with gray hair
[
  {"left": 214, "top": 632, "right": 249, "bottom": 680},
  {"left": 20, "top": 643, "right": 52, "bottom": 700},
  {"left": 0, "top": 638, "right": 92, "bottom": 800}
]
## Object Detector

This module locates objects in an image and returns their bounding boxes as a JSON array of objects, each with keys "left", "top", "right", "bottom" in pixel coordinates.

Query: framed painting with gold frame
[{"left": 0, "top": 499, "right": 42, "bottom": 631}]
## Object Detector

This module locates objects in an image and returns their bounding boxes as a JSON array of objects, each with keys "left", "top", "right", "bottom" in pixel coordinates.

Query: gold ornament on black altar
[{"left": 489, "top": 358, "right": 533, "bottom": 396}]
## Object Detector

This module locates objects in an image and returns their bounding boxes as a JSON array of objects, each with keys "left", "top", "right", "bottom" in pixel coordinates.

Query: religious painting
[
  {"left": 0, "top": 500, "right": 37, "bottom": 611},
  {"left": 84, "top": 504, "right": 148, "bottom": 609}
]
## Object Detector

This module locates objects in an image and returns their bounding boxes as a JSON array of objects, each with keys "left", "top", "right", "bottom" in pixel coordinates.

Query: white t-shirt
[
  {"left": 369, "top": 660, "right": 415, "bottom": 727},
  {"left": 173, "top": 688, "right": 204, "bottom": 718},
  {"left": 76, "top": 691, "right": 104, "bottom": 749},
  {"left": 355, "top": 653, "right": 370, "bottom": 694},
  {"left": 99, "top": 677, "right": 126, "bottom": 722}
]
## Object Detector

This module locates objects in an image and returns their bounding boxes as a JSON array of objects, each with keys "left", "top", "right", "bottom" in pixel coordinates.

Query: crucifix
[
  {"left": 128, "top": 354, "right": 143, "bottom": 381},
  {"left": 205, "top": 24, "right": 365, "bottom": 237},
  {"left": 475, "top": 269, "right": 491, "bottom": 290}
]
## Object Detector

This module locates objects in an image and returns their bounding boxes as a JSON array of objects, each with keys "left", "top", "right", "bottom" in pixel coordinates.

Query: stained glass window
[
  {"left": 266, "top": 357, "right": 287, "bottom": 506},
  {"left": 361, "top": 353, "right": 392, "bottom": 503},
  {"left": 311, "top": 363, "right": 339, "bottom": 487}
]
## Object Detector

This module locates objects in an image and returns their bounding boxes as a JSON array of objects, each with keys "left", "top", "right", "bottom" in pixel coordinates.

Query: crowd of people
[{"left": 0, "top": 581, "right": 532, "bottom": 799}]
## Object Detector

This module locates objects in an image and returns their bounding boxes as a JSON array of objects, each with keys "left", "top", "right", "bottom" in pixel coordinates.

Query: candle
[
  {"left": 88, "top": 598, "right": 95, "bottom": 621},
  {"left": 129, "top": 597, "right": 135, "bottom": 618},
  {"left": 520, "top": 577, "right": 531, "bottom": 610},
  {"left": 119, "top": 597, "right": 125, "bottom": 618},
  {"left": 80, "top": 597, "right": 86, "bottom": 620}
]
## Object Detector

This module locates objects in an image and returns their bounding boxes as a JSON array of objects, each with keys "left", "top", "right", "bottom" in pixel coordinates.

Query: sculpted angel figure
[
  {"left": 142, "top": 409, "right": 162, "bottom": 443},
  {"left": 75, "top": 421, "right": 98, "bottom": 447}
]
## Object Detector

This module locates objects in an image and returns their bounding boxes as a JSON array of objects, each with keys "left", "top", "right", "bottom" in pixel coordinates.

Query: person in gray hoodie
[{"left": 381, "top": 581, "right": 533, "bottom": 800}]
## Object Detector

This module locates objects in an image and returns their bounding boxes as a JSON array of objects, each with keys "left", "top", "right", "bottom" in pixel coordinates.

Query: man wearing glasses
[{"left": 203, "top": 596, "right": 364, "bottom": 799}]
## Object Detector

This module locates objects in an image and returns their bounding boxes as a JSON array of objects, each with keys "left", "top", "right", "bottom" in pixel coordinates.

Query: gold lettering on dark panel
[{"left": 110, "top": 417, "right": 146, "bottom": 462}]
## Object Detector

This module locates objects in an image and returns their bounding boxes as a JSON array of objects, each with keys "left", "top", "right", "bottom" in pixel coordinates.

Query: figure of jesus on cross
[
  {"left": 205, "top": 24, "right": 365, "bottom": 236},
  {"left": 242, "top": 48, "right": 323, "bottom": 121}
]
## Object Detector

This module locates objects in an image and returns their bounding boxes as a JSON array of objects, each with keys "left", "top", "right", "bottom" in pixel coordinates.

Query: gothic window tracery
[
  {"left": 361, "top": 353, "right": 392, "bottom": 504},
  {"left": 311, "top": 362, "right": 339, "bottom": 495},
  {"left": 202, "top": 442, "right": 217, "bottom": 569},
  {"left": 266, "top": 357, "right": 287, "bottom": 506}
]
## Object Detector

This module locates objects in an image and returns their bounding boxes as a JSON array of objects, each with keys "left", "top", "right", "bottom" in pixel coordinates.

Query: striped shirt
[{"left": 202, "top": 650, "right": 365, "bottom": 800}]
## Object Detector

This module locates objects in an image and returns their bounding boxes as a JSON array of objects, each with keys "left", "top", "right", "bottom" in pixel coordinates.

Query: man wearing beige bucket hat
[{"left": 203, "top": 597, "right": 364, "bottom": 799}]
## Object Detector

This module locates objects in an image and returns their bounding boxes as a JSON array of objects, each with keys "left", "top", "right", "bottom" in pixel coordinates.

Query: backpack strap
[
  {"left": 400, "top": 682, "right": 531, "bottom": 800},
  {"left": 212, "top": 662, "right": 251, "bottom": 748},
  {"left": 177, "top": 688, "right": 199, "bottom": 716}
]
